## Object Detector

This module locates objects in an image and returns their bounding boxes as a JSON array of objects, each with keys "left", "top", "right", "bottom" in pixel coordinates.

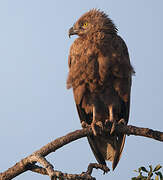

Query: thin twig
[{"left": 86, "top": 163, "right": 110, "bottom": 175}]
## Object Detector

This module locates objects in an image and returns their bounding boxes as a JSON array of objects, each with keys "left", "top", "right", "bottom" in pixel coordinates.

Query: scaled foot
[
  {"left": 105, "top": 119, "right": 117, "bottom": 135},
  {"left": 110, "top": 118, "right": 126, "bottom": 134},
  {"left": 91, "top": 121, "right": 104, "bottom": 136},
  {"left": 81, "top": 121, "right": 89, "bottom": 128},
  {"left": 118, "top": 118, "right": 126, "bottom": 125}
]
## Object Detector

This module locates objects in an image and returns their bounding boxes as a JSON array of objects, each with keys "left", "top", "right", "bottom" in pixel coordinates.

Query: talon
[
  {"left": 96, "top": 121, "right": 104, "bottom": 134},
  {"left": 81, "top": 121, "right": 89, "bottom": 128},
  {"left": 91, "top": 121, "right": 104, "bottom": 136},
  {"left": 105, "top": 119, "right": 110, "bottom": 127},
  {"left": 118, "top": 118, "right": 126, "bottom": 125}
]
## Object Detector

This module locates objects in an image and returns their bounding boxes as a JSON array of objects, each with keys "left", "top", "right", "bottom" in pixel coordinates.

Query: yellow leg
[
  {"left": 109, "top": 105, "right": 116, "bottom": 134},
  {"left": 109, "top": 105, "right": 114, "bottom": 122}
]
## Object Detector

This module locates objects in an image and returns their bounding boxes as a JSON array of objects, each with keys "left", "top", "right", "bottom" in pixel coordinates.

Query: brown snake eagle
[{"left": 67, "top": 9, "right": 135, "bottom": 170}]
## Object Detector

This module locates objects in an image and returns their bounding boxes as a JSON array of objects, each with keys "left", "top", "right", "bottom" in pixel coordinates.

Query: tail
[
  {"left": 87, "top": 133, "right": 126, "bottom": 170},
  {"left": 112, "top": 134, "right": 126, "bottom": 170},
  {"left": 88, "top": 103, "right": 126, "bottom": 170}
]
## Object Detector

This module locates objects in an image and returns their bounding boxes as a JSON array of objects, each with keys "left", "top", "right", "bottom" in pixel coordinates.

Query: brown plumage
[{"left": 67, "top": 9, "right": 135, "bottom": 170}]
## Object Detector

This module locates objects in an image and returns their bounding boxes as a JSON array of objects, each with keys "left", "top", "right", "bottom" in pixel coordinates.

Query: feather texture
[{"left": 67, "top": 9, "right": 134, "bottom": 170}]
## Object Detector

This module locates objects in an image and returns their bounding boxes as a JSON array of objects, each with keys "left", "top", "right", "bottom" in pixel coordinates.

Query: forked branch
[{"left": 0, "top": 123, "right": 162, "bottom": 180}]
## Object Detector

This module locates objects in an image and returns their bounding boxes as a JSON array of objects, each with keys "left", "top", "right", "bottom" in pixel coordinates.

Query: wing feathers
[{"left": 67, "top": 26, "right": 134, "bottom": 169}]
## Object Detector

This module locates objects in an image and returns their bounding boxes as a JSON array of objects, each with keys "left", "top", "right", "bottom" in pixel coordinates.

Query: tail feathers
[
  {"left": 87, "top": 134, "right": 126, "bottom": 170},
  {"left": 112, "top": 135, "right": 126, "bottom": 170},
  {"left": 87, "top": 135, "right": 106, "bottom": 165}
]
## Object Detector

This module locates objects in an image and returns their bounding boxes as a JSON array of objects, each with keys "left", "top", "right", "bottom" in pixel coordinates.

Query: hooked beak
[{"left": 68, "top": 27, "right": 79, "bottom": 38}]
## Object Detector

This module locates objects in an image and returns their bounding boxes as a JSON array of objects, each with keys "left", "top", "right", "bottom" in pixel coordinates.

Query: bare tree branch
[
  {"left": 116, "top": 124, "right": 163, "bottom": 142},
  {"left": 86, "top": 163, "right": 110, "bottom": 175},
  {"left": 30, "top": 154, "right": 55, "bottom": 179},
  {"left": 0, "top": 123, "right": 163, "bottom": 180},
  {"left": 26, "top": 164, "right": 48, "bottom": 175}
]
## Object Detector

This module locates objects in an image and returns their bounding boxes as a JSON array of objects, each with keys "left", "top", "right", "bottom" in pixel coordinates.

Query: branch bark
[{"left": 0, "top": 123, "right": 163, "bottom": 180}]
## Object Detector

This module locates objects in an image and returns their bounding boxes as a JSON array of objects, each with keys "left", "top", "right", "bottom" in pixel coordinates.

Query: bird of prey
[{"left": 67, "top": 9, "right": 134, "bottom": 170}]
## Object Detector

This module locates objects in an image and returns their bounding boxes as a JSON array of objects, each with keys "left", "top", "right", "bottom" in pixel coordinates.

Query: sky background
[{"left": 0, "top": 1, "right": 163, "bottom": 180}]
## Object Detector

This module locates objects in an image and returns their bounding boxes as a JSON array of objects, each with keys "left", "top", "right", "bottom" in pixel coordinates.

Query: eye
[
  {"left": 81, "top": 22, "right": 88, "bottom": 28},
  {"left": 83, "top": 22, "right": 88, "bottom": 27}
]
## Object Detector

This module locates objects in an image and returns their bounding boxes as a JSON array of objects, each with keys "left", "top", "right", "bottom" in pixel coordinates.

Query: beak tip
[
  {"left": 68, "top": 27, "right": 73, "bottom": 38},
  {"left": 68, "top": 26, "right": 78, "bottom": 38}
]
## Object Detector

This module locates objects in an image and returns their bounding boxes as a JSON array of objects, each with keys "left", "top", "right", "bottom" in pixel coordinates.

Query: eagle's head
[{"left": 69, "top": 9, "right": 117, "bottom": 38}]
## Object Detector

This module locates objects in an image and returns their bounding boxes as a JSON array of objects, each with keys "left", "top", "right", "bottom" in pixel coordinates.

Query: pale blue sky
[{"left": 0, "top": 1, "right": 163, "bottom": 180}]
